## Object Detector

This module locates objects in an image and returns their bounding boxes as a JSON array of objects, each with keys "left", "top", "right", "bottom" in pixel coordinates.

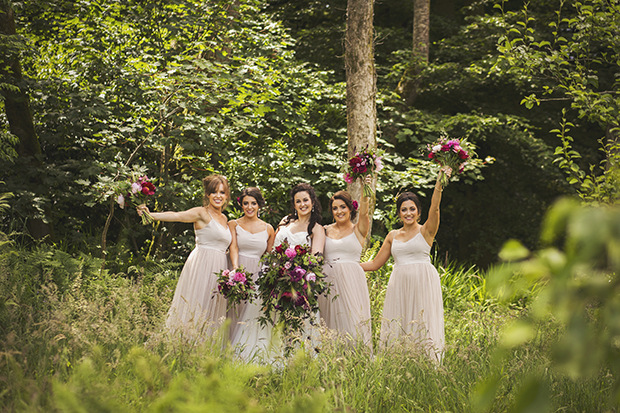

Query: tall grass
[{"left": 0, "top": 240, "right": 614, "bottom": 412}]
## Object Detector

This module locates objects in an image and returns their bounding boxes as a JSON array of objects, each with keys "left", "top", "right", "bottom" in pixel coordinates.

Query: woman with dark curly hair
[{"left": 273, "top": 182, "right": 325, "bottom": 255}]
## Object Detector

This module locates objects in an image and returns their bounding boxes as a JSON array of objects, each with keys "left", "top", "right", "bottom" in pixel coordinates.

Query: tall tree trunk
[
  {"left": 345, "top": 0, "right": 377, "bottom": 237},
  {"left": 0, "top": 0, "right": 53, "bottom": 240},
  {"left": 395, "top": 0, "right": 430, "bottom": 106}
]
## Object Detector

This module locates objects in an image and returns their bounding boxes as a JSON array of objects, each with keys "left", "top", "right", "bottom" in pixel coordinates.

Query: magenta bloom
[
  {"left": 233, "top": 272, "right": 247, "bottom": 283},
  {"left": 285, "top": 247, "right": 297, "bottom": 258},
  {"left": 305, "top": 272, "right": 316, "bottom": 282},
  {"left": 344, "top": 173, "right": 354, "bottom": 183},
  {"left": 352, "top": 200, "right": 359, "bottom": 210},
  {"left": 290, "top": 266, "right": 306, "bottom": 282}
]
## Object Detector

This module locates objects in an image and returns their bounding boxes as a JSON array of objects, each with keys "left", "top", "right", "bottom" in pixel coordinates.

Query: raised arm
[
  {"left": 421, "top": 169, "right": 447, "bottom": 244},
  {"left": 228, "top": 221, "right": 239, "bottom": 268},
  {"left": 355, "top": 175, "right": 372, "bottom": 241},
  {"left": 360, "top": 231, "right": 394, "bottom": 272}
]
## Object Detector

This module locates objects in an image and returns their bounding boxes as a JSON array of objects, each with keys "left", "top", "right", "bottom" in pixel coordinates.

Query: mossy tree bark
[{"left": 345, "top": 0, "right": 377, "bottom": 237}]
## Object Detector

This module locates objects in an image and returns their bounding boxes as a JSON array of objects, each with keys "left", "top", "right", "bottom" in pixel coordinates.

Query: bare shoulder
[
  {"left": 312, "top": 223, "right": 325, "bottom": 234},
  {"left": 228, "top": 219, "right": 237, "bottom": 229}
]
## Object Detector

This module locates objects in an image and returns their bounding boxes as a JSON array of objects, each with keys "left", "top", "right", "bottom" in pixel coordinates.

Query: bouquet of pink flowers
[
  {"left": 343, "top": 146, "right": 383, "bottom": 197},
  {"left": 257, "top": 239, "right": 330, "bottom": 335},
  {"left": 427, "top": 137, "right": 472, "bottom": 187},
  {"left": 114, "top": 174, "right": 156, "bottom": 224},
  {"left": 214, "top": 267, "right": 256, "bottom": 312}
]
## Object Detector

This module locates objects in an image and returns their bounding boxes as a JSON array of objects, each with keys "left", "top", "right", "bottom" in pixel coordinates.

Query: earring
[{"left": 312, "top": 206, "right": 315, "bottom": 212}]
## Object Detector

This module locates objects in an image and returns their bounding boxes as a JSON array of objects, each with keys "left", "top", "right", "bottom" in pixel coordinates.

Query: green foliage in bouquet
[{"left": 257, "top": 239, "right": 330, "bottom": 336}]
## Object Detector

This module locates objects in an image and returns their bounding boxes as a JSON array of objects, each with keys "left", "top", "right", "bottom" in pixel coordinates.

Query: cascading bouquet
[
  {"left": 427, "top": 137, "right": 473, "bottom": 187},
  {"left": 213, "top": 267, "right": 256, "bottom": 313},
  {"left": 257, "top": 239, "right": 330, "bottom": 336},
  {"left": 114, "top": 174, "right": 156, "bottom": 224},
  {"left": 343, "top": 146, "right": 383, "bottom": 197}
]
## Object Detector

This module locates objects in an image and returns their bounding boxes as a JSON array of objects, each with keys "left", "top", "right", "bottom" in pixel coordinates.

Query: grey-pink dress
[{"left": 380, "top": 232, "right": 445, "bottom": 361}]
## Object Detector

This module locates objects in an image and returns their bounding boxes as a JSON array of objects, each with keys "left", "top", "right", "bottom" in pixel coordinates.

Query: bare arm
[
  {"left": 265, "top": 224, "right": 275, "bottom": 253},
  {"left": 228, "top": 221, "right": 239, "bottom": 268},
  {"left": 311, "top": 224, "right": 326, "bottom": 256},
  {"left": 355, "top": 175, "right": 372, "bottom": 242},
  {"left": 360, "top": 231, "right": 394, "bottom": 272},
  {"left": 137, "top": 205, "right": 209, "bottom": 226},
  {"left": 421, "top": 170, "right": 446, "bottom": 244}
]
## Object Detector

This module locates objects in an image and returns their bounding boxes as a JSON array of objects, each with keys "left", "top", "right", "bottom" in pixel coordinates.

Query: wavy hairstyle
[
  {"left": 202, "top": 174, "right": 230, "bottom": 209},
  {"left": 329, "top": 190, "right": 357, "bottom": 222},
  {"left": 280, "top": 183, "right": 322, "bottom": 241},
  {"left": 396, "top": 191, "right": 422, "bottom": 222},
  {"left": 239, "top": 187, "right": 266, "bottom": 208}
]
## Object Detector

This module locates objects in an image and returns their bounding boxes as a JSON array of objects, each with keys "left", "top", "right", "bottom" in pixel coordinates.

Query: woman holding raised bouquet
[
  {"left": 318, "top": 175, "right": 373, "bottom": 347},
  {"left": 137, "top": 174, "right": 231, "bottom": 340},
  {"left": 360, "top": 169, "right": 449, "bottom": 363},
  {"left": 343, "top": 146, "right": 383, "bottom": 197},
  {"left": 427, "top": 136, "right": 471, "bottom": 187},
  {"left": 227, "top": 187, "right": 275, "bottom": 359}
]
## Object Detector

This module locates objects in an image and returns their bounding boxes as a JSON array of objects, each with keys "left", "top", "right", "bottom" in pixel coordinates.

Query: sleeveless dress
[
  {"left": 229, "top": 223, "right": 269, "bottom": 359},
  {"left": 380, "top": 232, "right": 445, "bottom": 362},
  {"left": 237, "top": 225, "right": 315, "bottom": 362},
  {"left": 274, "top": 225, "right": 311, "bottom": 249},
  {"left": 319, "top": 232, "right": 372, "bottom": 345},
  {"left": 165, "top": 217, "right": 232, "bottom": 341}
]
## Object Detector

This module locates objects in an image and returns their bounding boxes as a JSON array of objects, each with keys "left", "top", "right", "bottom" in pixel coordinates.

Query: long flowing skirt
[
  {"left": 165, "top": 247, "right": 228, "bottom": 341},
  {"left": 380, "top": 262, "right": 444, "bottom": 362},
  {"left": 319, "top": 262, "right": 372, "bottom": 346},
  {"left": 230, "top": 255, "right": 278, "bottom": 361}
]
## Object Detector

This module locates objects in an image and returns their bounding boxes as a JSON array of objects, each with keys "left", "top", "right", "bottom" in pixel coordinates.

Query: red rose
[{"left": 458, "top": 149, "right": 469, "bottom": 160}]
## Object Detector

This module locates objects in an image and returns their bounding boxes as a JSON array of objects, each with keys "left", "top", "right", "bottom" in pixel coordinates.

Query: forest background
[{"left": 1, "top": 0, "right": 619, "bottom": 411}]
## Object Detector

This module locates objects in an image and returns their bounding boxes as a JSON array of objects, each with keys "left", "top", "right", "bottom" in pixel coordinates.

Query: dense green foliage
[{"left": 2, "top": 0, "right": 614, "bottom": 267}]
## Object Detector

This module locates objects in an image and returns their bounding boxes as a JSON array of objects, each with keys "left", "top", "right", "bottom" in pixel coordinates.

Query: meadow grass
[{"left": 0, "top": 240, "right": 615, "bottom": 412}]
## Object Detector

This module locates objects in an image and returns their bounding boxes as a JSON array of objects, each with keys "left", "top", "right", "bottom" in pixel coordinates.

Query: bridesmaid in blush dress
[
  {"left": 361, "top": 170, "right": 448, "bottom": 362},
  {"left": 319, "top": 175, "right": 372, "bottom": 346},
  {"left": 137, "top": 174, "right": 232, "bottom": 341},
  {"left": 274, "top": 183, "right": 325, "bottom": 255},
  {"left": 228, "top": 187, "right": 275, "bottom": 359}
]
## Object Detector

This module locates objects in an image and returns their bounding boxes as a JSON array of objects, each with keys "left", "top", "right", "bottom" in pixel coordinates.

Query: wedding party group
[{"left": 136, "top": 169, "right": 448, "bottom": 364}]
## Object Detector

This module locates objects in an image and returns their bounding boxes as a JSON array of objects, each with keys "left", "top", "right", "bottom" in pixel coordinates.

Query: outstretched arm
[
  {"left": 360, "top": 231, "right": 394, "bottom": 272},
  {"left": 137, "top": 205, "right": 208, "bottom": 225}
]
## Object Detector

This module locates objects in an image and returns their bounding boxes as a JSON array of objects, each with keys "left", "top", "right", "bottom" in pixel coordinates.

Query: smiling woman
[
  {"left": 136, "top": 174, "right": 232, "bottom": 341},
  {"left": 360, "top": 169, "right": 449, "bottom": 362}
]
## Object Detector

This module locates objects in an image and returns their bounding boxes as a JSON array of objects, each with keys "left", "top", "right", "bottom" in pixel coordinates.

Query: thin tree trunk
[
  {"left": 395, "top": 0, "right": 430, "bottom": 106},
  {"left": 345, "top": 0, "right": 377, "bottom": 238}
]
